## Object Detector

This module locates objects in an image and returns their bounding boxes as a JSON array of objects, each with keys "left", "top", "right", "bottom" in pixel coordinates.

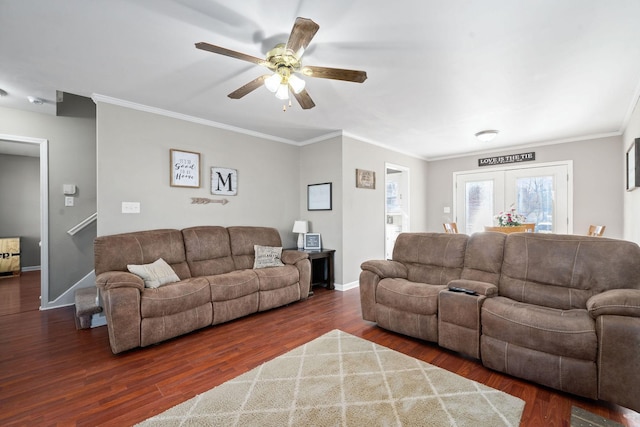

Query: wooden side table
[{"left": 287, "top": 248, "right": 335, "bottom": 294}]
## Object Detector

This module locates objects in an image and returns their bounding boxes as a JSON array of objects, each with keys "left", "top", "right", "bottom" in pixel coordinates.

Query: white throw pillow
[
  {"left": 253, "top": 245, "right": 285, "bottom": 269},
  {"left": 127, "top": 258, "right": 180, "bottom": 288}
]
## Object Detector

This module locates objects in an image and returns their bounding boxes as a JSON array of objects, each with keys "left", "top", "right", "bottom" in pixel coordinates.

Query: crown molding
[{"left": 91, "top": 94, "right": 299, "bottom": 145}]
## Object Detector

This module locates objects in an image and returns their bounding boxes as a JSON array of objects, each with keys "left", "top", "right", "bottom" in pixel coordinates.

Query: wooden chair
[
  {"left": 588, "top": 225, "right": 606, "bottom": 237},
  {"left": 443, "top": 223, "right": 458, "bottom": 234}
]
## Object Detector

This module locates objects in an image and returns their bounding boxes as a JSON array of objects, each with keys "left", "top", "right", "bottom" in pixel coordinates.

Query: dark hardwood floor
[{"left": 1, "top": 271, "right": 638, "bottom": 426}]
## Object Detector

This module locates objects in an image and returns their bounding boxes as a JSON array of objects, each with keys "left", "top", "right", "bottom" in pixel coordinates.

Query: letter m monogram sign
[{"left": 211, "top": 167, "right": 238, "bottom": 196}]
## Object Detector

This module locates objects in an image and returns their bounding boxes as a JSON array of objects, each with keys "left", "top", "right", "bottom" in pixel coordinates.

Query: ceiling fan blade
[
  {"left": 228, "top": 75, "right": 269, "bottom": 99},
  {"left": 285, "top": 17, "right": 319, "bottom": 58},
  {"left": 301, "top": 65, "right": 367, "bottom": 83},
  {"left": 291, "top": 88, "right": 315, "bottom": 110},
  {"left": 195, "top": 42, "right": 270, "bottom": 67}
]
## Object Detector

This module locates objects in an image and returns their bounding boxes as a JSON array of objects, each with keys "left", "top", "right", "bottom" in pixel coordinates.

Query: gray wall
[
  {"left": 426, "top": 135, "right": 623, "bottom": 239},
  {"left": 342, "top": 136, "right": 429, "bottom": 285},
  {"left": 0, "top": 94, "right": 97, "bottom": 301},
  {"left": 299, "top": 134, "right": 430, "bottom": 286},
  {"left": 299, "top": 136, "right": 344, "bottom": 282},
  {"left": 623, "top": 97, "right": 640, "bottom": 244},
  {"left": 96, "top": 102, "right": 301, "bottom": 247},
  {"left": 0, "top": 154, "right": 40, "bottom": 267}
]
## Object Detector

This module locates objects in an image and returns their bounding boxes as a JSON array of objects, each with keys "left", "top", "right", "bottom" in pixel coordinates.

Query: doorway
[
  {"left": 0, "top": 134, "right": 49, "bottom": 309},
  {"left": 385, "top": 163, "right": 410, "bottom": 259},
  {"left": 454, "top": 161, "right": 572, "bottom": 234}
]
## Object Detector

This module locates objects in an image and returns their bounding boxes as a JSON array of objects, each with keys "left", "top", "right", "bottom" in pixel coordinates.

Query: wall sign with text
[
  {"left": 170, "top": 149, "right": 200, "bottom": 188},
  {"left": 478, "top": 152, "right": 535, "bottom": 167}
]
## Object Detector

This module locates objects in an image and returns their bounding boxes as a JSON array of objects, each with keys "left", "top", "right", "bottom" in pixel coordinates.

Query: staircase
[{"left": 74, "top": 287, "right": 105, "bottom": 329}]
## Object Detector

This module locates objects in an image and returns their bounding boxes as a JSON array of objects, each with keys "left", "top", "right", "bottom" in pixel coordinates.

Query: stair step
[{"left": 74, "top": 287, "right": 102, "bottom": 330}]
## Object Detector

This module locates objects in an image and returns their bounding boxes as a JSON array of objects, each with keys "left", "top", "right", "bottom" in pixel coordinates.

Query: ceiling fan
[{"left": 195, "top": 17, "right": 367, "bottom": 110}]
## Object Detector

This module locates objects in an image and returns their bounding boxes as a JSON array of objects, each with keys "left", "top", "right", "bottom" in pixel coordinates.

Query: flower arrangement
[{"left": 494, "top": 207, "right": 527, "bottom": 227}]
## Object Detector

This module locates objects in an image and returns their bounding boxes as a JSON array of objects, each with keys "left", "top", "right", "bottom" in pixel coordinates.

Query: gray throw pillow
[
  {"left": 253, "top": 245, "right": 285, "bottom": 269},
  {"left": 127, "top": 258, "right": 180, "bottom": 288}
]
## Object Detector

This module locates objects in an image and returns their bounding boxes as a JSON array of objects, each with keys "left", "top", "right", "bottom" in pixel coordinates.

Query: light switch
[
  {"left": 443, "top": 206, "right": 451, "bottom": 214},
  {"left": 65, "top": 196, "right": 74, "bottom": 207},
  {"left": 122, "top": 202, "right": 141, "bottom": 214}
]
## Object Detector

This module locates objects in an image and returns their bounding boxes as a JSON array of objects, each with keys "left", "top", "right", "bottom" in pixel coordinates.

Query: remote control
[{"left": 448, "top": 286, "right": 478, "bottom": 296}]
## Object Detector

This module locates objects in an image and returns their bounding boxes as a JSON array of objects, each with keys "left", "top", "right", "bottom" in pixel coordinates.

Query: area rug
[{"left": 137, "top": 329, "right": 525, "bottom": 426}]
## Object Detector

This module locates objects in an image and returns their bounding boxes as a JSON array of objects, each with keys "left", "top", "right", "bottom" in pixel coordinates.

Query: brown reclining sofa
[
  {"left": 95, "top": 226, "right": 311, "bottom": 354},
  {"left": 359, "top": 232, "right": 640, "bottom": 412}
]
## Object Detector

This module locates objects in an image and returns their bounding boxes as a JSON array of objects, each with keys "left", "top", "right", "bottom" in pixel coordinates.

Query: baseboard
[
  {"left": 22, "top": 266, "right": 41, "bottom": 272},
  {"left": 335, "top": 281, "right": 359, "bottom": 291}
]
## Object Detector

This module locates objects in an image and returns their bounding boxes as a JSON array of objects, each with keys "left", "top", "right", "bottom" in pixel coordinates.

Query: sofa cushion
[
  {"left": 377, "top": 278, "right": 445, "bottom": 316},
  {"left": 482, "top": 296, "right": 597, "bottom": 361},
  {"left": 140, "top": 277, "right": 211, "bottom": 318},
  {"left": 94, "top": 229, "right": 190, "bottom": 279},
  {"left": 460, "top": 232, "right": 506, "bottom": 284},
  {"left": 392, "top": 233, "right": 467, "bottom": 285},
  {"left": 182, "top": 226, "right": 235, "bottom": 276},
  {"left": 127, "top": 258, "right": 180, "bottom": 288},
  {"left": 207, "top": 269, "right": 260, "bottom": 302},
  {"left": 228, "top": 226, "right": 283, "bottom": 270},
  {"left": 253, "top": 245, "right": 284, "bottom": 269},
  {"left": 254, "top": 265, "right": 299, "bottom": 291},
  {"left": 500, "top": 234, "right": 640, "bottom": 309}
]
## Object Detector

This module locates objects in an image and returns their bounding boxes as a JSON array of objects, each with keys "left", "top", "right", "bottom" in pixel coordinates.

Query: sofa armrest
[
  {"left": 447, "top": 279, "right": 498, "bottom": 297},
  {"left": 587, "top": 289, "right": 640, "bottom": 318},
  {"left": 281, "top": 249, "right": 309, "bottom": 265},
  {"left": 360, "top": 260, "right": 408, "bottom": 279},
  {"left": 96, "top": 271, "right": 144, "bottom": 292}
]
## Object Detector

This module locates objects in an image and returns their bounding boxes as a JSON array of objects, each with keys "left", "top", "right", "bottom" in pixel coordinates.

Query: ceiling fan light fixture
[
  {"left": 475, "top": 130, "right": 499, "bottom": 142},
  {"left": 288, "top": 74, "right": 306, "bottom": 94},
  {"left": 264, "top": 73, "right": 281, "bottom": 93},
  {"left": 275, "top": 84, "right": 289, "bottom": 100}
]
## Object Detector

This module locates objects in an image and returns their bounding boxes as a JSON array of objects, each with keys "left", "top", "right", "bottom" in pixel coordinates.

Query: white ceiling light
[
  {"left": 264, "top": 64, "right": 306, "bottom": 103},
  {"left": 475, "top": 130, "right": 499, "bottom": 142},
  {"left": 264, "top": 73, "right": 281, "bottom": 93},
  {"left": 288, "top": 74, "right": 306, "bottom": 94},
  {"left": 275, "top": 84, "right": 289, "bottom": 100},
  {"left": 27, "top": 96, "right": 44, "bottom": 105}
]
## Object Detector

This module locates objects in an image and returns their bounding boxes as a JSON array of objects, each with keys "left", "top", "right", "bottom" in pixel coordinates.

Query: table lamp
[{"left": 292, "top": 220, "right": 309, "bottom": 250}]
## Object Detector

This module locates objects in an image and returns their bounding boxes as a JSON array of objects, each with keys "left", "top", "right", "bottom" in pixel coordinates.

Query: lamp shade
[
  {"left": 275, "top": 83, "right": 289, "bottom": 100},
  {"left": 288, "top": 74, "right": 306, "bottom": 94},
  {"left": 264, "top": 73, "right": 281, "bottom": 93},
  {"left": 292, "top": 220, "right": 309, "bottom": 233}
]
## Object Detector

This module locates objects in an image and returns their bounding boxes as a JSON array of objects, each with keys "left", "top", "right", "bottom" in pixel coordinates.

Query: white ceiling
[{"left": 1, "top": 0, "right": 640, "bottom": 159}]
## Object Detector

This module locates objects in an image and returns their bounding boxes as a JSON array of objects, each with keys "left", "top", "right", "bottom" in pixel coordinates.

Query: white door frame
[
  {"left": 385, "top": 163, "right": 410, "bottom": 258},
  {"left": 0, "top": 133, "right": 49, "bottom": 308},
  {"left": 453, "top": 160, "right": 573, "bottom": 234}
]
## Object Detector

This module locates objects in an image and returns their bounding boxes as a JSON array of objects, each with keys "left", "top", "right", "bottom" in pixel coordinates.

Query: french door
[{"left": 454, "top": 162, "right": 572, "bottom": 234}]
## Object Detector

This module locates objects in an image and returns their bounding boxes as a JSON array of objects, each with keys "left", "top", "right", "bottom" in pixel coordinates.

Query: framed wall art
[
  {"left": 627, "top": 138, "right": 640, "bottom": 191},
  {"left": 211, "top": 167, "right": 238, "bottom": 195},
  {"left": 356, "top": 169, "right": 376, "bottom": 189},
  {"left": 170, "top": 149, "right": 200, "bottom": 188},
  {"left": 308, "top": 182, "right": 332, "bottom": 211}
]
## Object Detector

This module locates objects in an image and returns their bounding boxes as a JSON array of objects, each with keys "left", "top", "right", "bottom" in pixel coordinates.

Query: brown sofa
[
  {"left": 95, "top": 226, "right": 311, "bottom": 354},
  {"left": 359, "top": 232, "right": 640, "bottom": 412}
]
